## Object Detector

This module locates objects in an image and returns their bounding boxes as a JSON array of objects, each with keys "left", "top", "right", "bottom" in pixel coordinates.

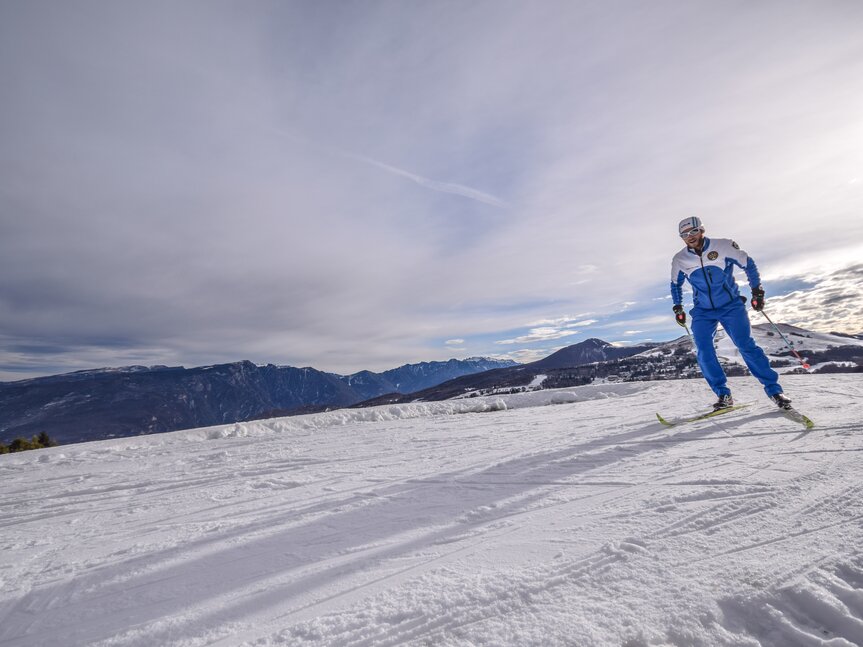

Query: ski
[
  {"left": 776, "top": 406, "right": 815, "bottom": 430},
  {"left": 656, "top": 402, "right": 814, "bottom": 430},
  {"left": 656, "top": 403, "right": 753, "bottom": 427}
]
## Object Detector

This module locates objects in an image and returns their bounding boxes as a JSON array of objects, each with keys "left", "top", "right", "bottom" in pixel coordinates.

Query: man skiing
[{"left": 670, "top": 216, "right": 793, "bottom": 411}]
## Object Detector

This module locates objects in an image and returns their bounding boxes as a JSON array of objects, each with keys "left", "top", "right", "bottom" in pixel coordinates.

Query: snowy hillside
[
  {"left": 2, "top": 375, "right": 862, "bottom": 646},
  {"left": 716, "top": 323, "right": 863, "bottom": 371},
  {"left": 637, "top": 323, "right": 863, "bottom": 369}
]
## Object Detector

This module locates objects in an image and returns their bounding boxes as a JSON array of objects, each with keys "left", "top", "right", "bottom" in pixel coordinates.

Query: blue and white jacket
[{"left": 670, "top": 237, "right": 760, "bottom": 310}]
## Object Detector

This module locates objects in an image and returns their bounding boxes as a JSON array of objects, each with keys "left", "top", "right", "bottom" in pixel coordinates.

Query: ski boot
[
  {"left": 770, "top": 393, "right": 793, "bottom": 410},
  {"left": 712, "top": 394, "right": 734, "bottom": 411}
]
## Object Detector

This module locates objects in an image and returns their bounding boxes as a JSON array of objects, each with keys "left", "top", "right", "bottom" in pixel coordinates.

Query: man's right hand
[{"left": 673, "top": 304, "right": 687, "bottom": 327}]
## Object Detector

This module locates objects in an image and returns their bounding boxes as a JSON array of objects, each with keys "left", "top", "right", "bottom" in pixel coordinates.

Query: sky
[{"left": 1, "top": 0, "right": 863, "bottom": 382}]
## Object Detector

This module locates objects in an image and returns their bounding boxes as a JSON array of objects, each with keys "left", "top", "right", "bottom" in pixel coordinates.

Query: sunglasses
[{"left": 679, "top": 228, "right": 703, "bottom": 238}]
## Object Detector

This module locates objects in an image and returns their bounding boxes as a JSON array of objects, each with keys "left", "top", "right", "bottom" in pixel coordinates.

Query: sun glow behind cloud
[{"left": 765, "top": 264, "right": 863, "bottom": 334}]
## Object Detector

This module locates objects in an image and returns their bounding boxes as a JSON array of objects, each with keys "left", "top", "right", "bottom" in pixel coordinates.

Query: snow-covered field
[{"left": 1, "top": 375, "right": 862, "bottom": 647}]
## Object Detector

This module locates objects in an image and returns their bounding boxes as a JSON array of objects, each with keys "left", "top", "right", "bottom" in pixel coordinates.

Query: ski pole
[{"left": 759, "top": 310, "right": 811, "bottom": 370}]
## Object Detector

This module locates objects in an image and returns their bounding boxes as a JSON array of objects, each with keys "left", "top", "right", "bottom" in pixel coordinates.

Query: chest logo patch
[{"left": 707, "top": 251, "right": 719, "bottom": 260}]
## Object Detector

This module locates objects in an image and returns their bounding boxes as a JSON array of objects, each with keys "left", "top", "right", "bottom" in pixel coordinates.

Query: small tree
[
  {"left": 8, "top": 438, "right": 34, "bottom": 452},
  {"left": 36, "top": 432, "right": 57, "bottom": 448},
  {"left": 0, "top": 434, "right": 58, "bottom": 453}
]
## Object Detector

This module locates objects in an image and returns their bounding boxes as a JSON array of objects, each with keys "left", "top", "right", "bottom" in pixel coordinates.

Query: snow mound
[{"left": 196, "top": 382, "right": 648, "bottom": 443}]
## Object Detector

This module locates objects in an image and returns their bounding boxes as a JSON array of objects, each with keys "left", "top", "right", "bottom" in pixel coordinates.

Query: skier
[{"left": 670, "top": 216, "right": 793, "bottom": 411}]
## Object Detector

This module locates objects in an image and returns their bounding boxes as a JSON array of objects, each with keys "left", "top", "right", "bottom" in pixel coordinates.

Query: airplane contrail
[{"left": 344, "top": 152, "right": 510, "bottom": 209}]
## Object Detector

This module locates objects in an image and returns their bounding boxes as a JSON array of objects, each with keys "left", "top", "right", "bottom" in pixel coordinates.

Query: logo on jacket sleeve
[
  {"left": 707, "top": 251, "right": 719, "bottom": 260},
  {"left": 732, "top": 241, "right": 740, "bottom": 249}
]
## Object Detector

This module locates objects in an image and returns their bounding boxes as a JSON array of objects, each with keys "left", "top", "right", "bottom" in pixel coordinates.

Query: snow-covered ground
[{"left": 1, "top": 375, "right": 862, "bottom": 647}]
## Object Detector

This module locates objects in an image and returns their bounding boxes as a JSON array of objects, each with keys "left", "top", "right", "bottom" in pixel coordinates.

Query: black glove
[
  {"left": 673, "top": 304, "right": 687, "bottom": 327},
  {"left": 751, "top": 286, "right": 765, "bottom": 311}
]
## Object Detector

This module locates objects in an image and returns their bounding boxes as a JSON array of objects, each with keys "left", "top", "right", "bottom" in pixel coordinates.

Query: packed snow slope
[{"left": 1, "top": 375, "right": 862, "bottom": 647}]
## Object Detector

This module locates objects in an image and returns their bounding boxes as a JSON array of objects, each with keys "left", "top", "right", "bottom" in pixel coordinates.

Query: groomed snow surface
[{"left": 2, "top": 375, "right": 862, "bottom": 647}]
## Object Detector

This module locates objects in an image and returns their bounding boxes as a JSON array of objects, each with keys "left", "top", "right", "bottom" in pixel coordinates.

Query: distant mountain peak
[
  {"left": 528, "top": 338, "right": 655, "bottom": 370},
  {"left": 582, "top": 338, "right": 613, "bottom": 347},
  {"left": 463, "top": 355, "right": 518, "bottom": 363}
]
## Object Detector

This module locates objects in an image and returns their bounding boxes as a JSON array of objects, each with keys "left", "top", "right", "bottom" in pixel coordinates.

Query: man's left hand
[{"left": 751, "top": 286, "right": 765, "bottom": 311}]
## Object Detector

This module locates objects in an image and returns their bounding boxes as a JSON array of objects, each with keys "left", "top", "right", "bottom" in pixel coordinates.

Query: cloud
[
  {"left": 444, "top": 339, "right": 466, "bottom": 351},
  {"left": 763, "top": 264, "right": 863, "bottom": 334},
  {"left": 527, "top": 315, "right": 595, "bottom": 327},
  {"left": 497, "top": 346, "right": 568, "bottom": 364},
  {"left": 495, "top": 327, "right": 579, "bottom": 345}
]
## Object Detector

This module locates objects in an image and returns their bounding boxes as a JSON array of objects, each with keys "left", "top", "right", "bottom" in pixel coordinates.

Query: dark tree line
[{"left": 0, "top": 432, "right": 58, "bottom": 454}]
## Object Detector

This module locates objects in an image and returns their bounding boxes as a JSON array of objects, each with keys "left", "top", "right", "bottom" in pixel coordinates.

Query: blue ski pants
[{"left": 690, "top": 300, "right": 782, "bottom": 398}]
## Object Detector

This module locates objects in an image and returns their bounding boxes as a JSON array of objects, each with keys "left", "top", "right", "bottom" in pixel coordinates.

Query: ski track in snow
[{"left": 1, "top": 375, "right": 862, "bottom": 646}]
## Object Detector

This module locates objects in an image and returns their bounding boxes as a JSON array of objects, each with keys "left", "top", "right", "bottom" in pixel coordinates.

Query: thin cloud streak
[
  {"left": 343, "top": 152, "right": 510, "bottom": 209},
  {"left": 268, "top": 126, "right": 510, "bottom": 208}
]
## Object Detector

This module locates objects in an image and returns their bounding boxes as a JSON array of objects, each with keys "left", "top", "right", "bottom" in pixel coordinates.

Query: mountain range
[
  {"left": 0, "top": 357, "right": 516, "bottom": 445},
  {"left": 2, "top": 323, "right": 861, "bottom": 446},
  {"left": 356, "top": 324, "right": 863, "bottom": 406}
]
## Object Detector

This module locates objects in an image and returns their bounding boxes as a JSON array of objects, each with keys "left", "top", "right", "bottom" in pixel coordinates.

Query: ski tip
[
  {"left": 780, "top": 407, "right": 815, "bottom": 429},
  {"left": 656, "top": 413, "right": 674, "bottom": 427}
]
